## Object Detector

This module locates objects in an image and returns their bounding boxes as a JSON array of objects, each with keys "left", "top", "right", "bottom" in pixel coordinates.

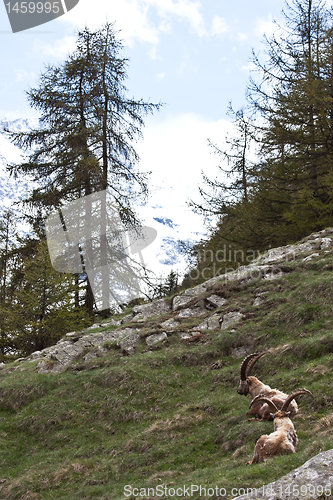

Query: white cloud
[
  {"left": 237, "top": 32, "right": 248, "bottom": 42},
  {"left": 34, "top": 35, "right": 77, "bottom": 58},
  {"left": 211, "top": 15, "right": 229, "bottom": 36},
  {"left": 14, "top": 69, "right": 36, "bottom": 83},
  {"left": 241, "top": 61, "right": 256, "bottom": 72},
  {"left": 148, "top": 0, "right": 206, "bottom": 36},
  {"left": 254, "top": 16, "right": 276, "bottom": 38},
  {"left": 134, "top": 112, "right": 233, "bottom": 276},
  {"left": 58, "top": 0, "right": 206, "bottom": 48},
  {"left": 136, "top": 112, "right": 231, "bottom": 219}
]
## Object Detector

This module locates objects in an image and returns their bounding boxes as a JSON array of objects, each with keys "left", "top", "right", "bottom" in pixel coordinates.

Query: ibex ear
[
  {"left": 270, "top": 413, "right": 275, "bottom": 419},
  {"left": 247, "top": 379, "right": 252, "bottom": 386},
  {"left": 286, "top": 411, "right": 291, "bottom": 417}
]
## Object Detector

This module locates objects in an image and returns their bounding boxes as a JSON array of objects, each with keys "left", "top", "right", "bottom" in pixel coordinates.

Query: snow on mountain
[
  {"left": 153, "top": 216, "right": 178, "bottom": 229},
  {"left": 0, "top": 118, "right": 38, "bottom": 214},
  {"left": 0, "top": 118, "right": 205, "bottom": 281}
]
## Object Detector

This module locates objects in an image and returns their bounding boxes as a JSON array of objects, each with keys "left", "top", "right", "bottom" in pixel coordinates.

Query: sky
[{"left": 0, "top": 0, "right": 292, "bottom": 280}]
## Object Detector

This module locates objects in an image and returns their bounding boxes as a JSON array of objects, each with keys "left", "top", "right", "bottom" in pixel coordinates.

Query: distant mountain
[
  {"left": 0, "top": 118, "right": 39, "bottom": 214},
  {"left": 0, "top": 118, "right": 202, "bottom": 279},
  {"left": 153, "top": 216, "right": 178, "bottom": 228}
]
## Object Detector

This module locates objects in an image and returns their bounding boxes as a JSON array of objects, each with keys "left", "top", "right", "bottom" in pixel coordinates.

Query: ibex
[
  {"left": 237, "top": 352, "right": 298, "bottom": 420},
  {"left": 248, "top": 389, "right": 313, "bottom": 464}
]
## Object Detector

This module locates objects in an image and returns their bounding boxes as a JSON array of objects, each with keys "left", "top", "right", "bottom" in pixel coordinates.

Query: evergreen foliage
[
  {"left": 1, "top": 23, "right": 160, "bottom": 353},
  {"left": 187, "top": 0, "right": 333, "bottom": 284},
  {"left": 7, "top": 23, "right": 161, "bottom": 220}
]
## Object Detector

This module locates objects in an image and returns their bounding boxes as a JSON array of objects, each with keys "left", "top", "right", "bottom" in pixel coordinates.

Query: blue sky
[
  {"left": 0, "top": 0, "right": 301, "bottom": 277},
  {"left": 1, "top": 0, "right": 288, "bottom": 120}
]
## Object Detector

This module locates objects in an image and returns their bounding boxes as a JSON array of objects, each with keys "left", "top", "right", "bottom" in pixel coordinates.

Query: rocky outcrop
[
  {"left": 232, "top": 449, "right": 333, "bottom": 500},
  {"left": 132, "top": 298, "right": 170, "bottom": 321},
  {"left": 34, "top": 327, "right": 141, "bottom": 373},
  {"left": 10, "top": 228, "right": 333, "bottom": 374},
  {"left": 220, "top": 311, "right": 244, "bottom": 330}
]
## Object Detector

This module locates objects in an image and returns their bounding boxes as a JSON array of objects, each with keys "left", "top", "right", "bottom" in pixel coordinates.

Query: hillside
[{"left": 1, "top": 228, "right": 333, "bottom": 499}]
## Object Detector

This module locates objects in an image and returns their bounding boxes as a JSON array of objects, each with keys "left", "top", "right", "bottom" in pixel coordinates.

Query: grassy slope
[{"left": 1, "top": 251, "right": 333, "bottom": 499}]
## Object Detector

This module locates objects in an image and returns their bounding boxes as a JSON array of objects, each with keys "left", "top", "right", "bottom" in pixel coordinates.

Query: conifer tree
[
  {"left": 190, "top": 0, "right": 333, "bottom": 261},
  {"left": 189, "top": 104, "right": 256, "bottom": 220},
  {"left": 9, "top": 23, "right": 160, "bottom": 214},
  {"left": 7, "top": 23, "right": 161, "bottom": 312},
  {"left": 185, "top": 0, "right": 333, "bottom": 283},
  {"left": 247, "top": 0, "right": 333, "bottom": 241},
  {"left": 8, "top": 240, "right": 89, "bottom": 356}
]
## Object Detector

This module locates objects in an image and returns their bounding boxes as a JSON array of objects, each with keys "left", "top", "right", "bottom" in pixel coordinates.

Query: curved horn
[
  {"left": 249, "top": 395, "right": 279, "bottom": 413},
  {"left": 281, "top": 389, "right": 313, "bottom": 412},
  {"left": 240, "top": 352, "right": 267, "bottom": 380}
]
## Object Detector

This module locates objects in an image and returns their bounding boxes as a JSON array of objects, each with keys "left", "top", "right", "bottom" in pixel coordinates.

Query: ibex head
[{"left": 237, "top": 352, "right": 267, "bottom": 395}]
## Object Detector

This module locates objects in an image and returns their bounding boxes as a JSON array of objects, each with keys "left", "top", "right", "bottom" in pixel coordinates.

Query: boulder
[
  {"left": 159, "top": 318, "right": 179, "bottom": 330},
  {"left": 121, "top": 313, "right": 135, "bottom": 324},
  {"left": 177, "top": 307, "right": 207, "bottom": 319},
  {"left": 253, "top": 296, "right": 264, "bottom": 307},
  {"left": 172, "top": 284, "right": 207, "bottom": 310},
  {"left": 302, "top": 253, "right": 320, "bottom": 262},
  {"left": 146, "top": 332, "right": 168, "bottom": 347},
  {"left": 206, "top": 294, "right": 227, "bottom": 309},
  {"left": 321, "top": 237, "right": 332, "bottom": 249},
  {"left": 231, "top": 449, "right": 333, "bottom": 500},
  {"left": 35, "top": 327, "right": 141, "bottom": 372},
  {"left": 178, "top": 332, "right": 196, "bottom": 340},
  {"left": 220, "top": 311, "right": 244, "bottom": 330},
  {"left": 196, "top": 314, "right": 221, "bottom": 331},
  {"left": 132, "top": 299, "right": 170, "bottom": 320},
  {"left": 100, "top": 319, "right": 121, "bottom": 327}
]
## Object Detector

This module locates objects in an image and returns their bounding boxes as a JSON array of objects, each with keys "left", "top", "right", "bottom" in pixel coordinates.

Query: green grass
[{"left": 1, "top": 255, "right": 333, "bottom": 498}]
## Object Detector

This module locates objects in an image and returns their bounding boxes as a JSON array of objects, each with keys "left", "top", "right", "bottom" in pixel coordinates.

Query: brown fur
[
  {"left": 249, "top": 412, "right": 297, "bottom": 464},
  {"left": 237, "top": 376, "right": 298, "bottom": 421},
  {"left": 248, "top": 389, "right": 312, "bottom": 464}
]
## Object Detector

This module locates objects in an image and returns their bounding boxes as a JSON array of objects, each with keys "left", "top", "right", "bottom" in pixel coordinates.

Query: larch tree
[
  {"left": 7, "top": 22, "right": 161, "bottom": 313},
  {"left": 247, "top": 0, "right": 333, "bottom": 242}
]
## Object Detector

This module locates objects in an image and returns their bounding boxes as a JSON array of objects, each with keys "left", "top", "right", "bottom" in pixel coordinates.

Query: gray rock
[
  {"left": 253, "top": 296, "right": 264, "bottom": 307},
  {"left": 121, "top": 313, "right": 135, "bottom": 324},
  {"left": 231, "top": 449, "right": 333, "bottom": 500},
  {"left": 196, "top": 313, "right": 221, "bottom": 331},
  {"left": 303, "top": 253, "right": 320, "bottom": 262},
  {"left": 65, "top": 331, "right": 82, "bottom": 341},
  {"left": 172, "top": 285, "right": 207, "bottom": 310},
  {"left": 116, "top": 329, "right": 141, "bottom": 354},
  {"left": 253, "top": 235, "right": 329, "bottom": 267},
  {"left": 220, "top": 311, "right": 244, "bottom": 330},
  {"left": 177, "top": 307, "right": 207, "bottom": 319},
  {"left": 178, "top": 331, "right": 200, "bottom": 340},
  {"left": 132, "top": 299, "right": 170, "bottom": 320},
  {"left": 84, "top": 323, "right": 100, "bottom": 331},
  {"left": 146, "top": 332, "right": 168, "bottom": 346},
  {"left": 206, "top": 294, "right": 227, "bottom": 309},
  {"left": 65, "top": 331, "right": 78, "bottom": 337},
  {"left": 100, "top": 319, "right": 121, "bottom": 327},
  {"left": 28, "top": 351, "right": 42, "bottom": 360},
  {"left": 84, "top": 352, "right": 98, "bottom": 362},
  {"left": 321, "top": 237, "right": 332, "bottom": 249},
  {"left": 36, "top": 327, "right": 141, "bottom": 372},
  {"left": 159, "top": 318, "right": 179, "bottom": 330}
]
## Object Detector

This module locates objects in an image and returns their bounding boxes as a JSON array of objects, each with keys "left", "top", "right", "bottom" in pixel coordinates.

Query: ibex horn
[
  {"left": 249, "top": 395, "right": 279, "bottom": 413},
  {"left": 240, "top": 352, "right": 267, "bottom": 381},
  {"left": 281, "top": 389, "right": 313, "bottom": 412}
]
